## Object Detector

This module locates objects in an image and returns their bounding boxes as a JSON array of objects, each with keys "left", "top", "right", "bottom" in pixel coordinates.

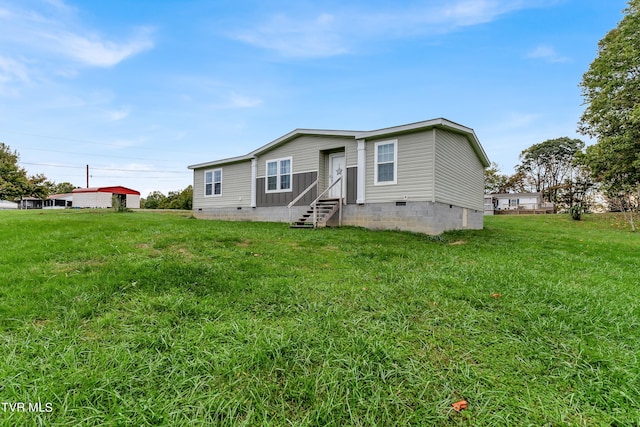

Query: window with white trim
[
  {"left": 265, "top": 157, "right": 292, "bottom": 192},
  {"left": 205, "top": 169, "right": 222, "bottom": 196},
  {"left": 374, "top": 140, "right": 397, "bottom": 185}
]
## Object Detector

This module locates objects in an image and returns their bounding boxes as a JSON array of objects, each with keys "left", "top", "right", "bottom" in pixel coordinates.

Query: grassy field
[{"left": 0, "top": 210, "right": 638, "bottom": 426}]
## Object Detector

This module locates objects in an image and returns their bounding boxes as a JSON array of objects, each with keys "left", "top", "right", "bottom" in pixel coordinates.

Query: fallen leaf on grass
[
  {"left": 451, "top": 400, "right": 468, "bottom": 412},
  {"left": 491, "top": 293, "right": 502, "bottom": 298}
]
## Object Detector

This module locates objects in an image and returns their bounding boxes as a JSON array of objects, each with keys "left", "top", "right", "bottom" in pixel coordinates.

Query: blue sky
[{"left": 0, "top": 0, "right": 628, "bottom": 197}]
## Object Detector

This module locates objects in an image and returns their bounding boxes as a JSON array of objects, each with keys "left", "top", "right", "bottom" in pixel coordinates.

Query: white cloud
[
  {"left": 527, "top": 45, "right": 570, "bottom": 63},
  {"left": 0, "top": 55, "right": 30, "bottom": 83},
  {"left": 233, "top": 12, "right": 347, "bottom": 58},
  {"left": 0, "top": 1, "right": 154, "bottom": 69},
  {"left": 0, "top": 55, "right": 30, "bottom": 96},
  {"left": 227, "top": 92, "right": 263, "bottom": 109},
  {"left": 232, "top": 1, "right": 553, "bottom": 58},
  {"left": 107, "top": 108, "right": 131, "bottom": 121},
  {"left": 42, "top": 28, "right": 154, "bottom": 67}
]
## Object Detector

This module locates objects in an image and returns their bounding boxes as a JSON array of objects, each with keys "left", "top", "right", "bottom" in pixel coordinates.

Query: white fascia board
[{"left": 187, "top": 154, "right": 253, "bottom": 170}]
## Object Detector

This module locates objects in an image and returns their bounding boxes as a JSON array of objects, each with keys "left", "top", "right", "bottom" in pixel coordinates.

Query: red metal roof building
[{"left": 72, "top": 186, "right": 141, "bottom": 209}]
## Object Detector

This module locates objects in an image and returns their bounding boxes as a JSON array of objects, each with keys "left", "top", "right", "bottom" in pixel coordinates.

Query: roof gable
[
  {"left": 73, "top": 186, "right": 140, "bottom": 195},
  {"left": 188, "top": 118, "right": 490, "bottom": 169}
]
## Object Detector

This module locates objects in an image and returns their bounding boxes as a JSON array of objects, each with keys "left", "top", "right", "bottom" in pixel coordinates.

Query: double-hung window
[
  {"left": 266, "top": 158, "right": 292, "bottom": 192},
  {"left": 374, "top": 140, "right": 397, "bottom": 185},
  {"left": 205, "top": 169, "right": 222, "bottom": 196}
]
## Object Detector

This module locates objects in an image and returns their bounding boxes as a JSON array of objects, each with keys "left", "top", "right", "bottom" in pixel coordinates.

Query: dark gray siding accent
[
  {"left": 257, "top": 171, "right": 318, "bottom": 207},
  {"left": 346, "top": 167, "right": 357, "bottom": 204}
]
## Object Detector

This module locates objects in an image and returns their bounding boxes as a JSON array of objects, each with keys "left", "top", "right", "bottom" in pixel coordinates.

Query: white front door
[{"left": 328, "top": 154, "right": 346, "bottom": 199}]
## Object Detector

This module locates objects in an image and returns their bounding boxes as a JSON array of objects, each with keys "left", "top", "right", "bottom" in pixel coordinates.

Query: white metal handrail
[
  {"left": 287, "top": 179, "right": 318, "bottom": 224},
  {"left": 311, "top": 176, "right": 342, "bottom": 228}
]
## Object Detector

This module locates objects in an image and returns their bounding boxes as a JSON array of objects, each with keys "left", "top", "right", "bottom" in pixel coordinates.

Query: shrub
[{"left": 569, "top": 204, "right": 582, "bottom": 220}]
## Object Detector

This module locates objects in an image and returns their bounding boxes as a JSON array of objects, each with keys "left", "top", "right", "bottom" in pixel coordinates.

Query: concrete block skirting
[{"left": 193, "top": 201, "right": 483, "bottom": 235}]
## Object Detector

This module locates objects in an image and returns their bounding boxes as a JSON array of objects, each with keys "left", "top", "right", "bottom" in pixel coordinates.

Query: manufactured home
[
  {"left": 188, "top": 118, "right": 490, "bottom": 235},
  {"left": 485, "top": 192, "right": 555, "bottom": 215}
]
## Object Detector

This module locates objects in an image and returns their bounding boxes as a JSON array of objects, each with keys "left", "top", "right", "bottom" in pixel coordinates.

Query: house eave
[
  {"left": 188, "top": 130, "right": 361, "bottom": 171},
  {"left": 247, "top": 129, "right": 361, "bottom": 157},
  {"left": 188, "top": 118, "right": 490, "bottom": 170},
  {"left": 356, "top": 118, "right": 490, "bottom": 168},
  {"left": 187, "top": 154, "right": 254, "bottom": 170}
]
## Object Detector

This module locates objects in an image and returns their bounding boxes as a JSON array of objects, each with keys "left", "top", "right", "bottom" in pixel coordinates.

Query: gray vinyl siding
[
  {"left": 364, "top": 130, "right": 435, "bottom": 203},
  {"left": 192, "top": 161, "right": 252, "bottom": 209},
  {"left": 256, "top": 135, "right": 357, "bottom": 176},
  {"left": 434, "top": 129, "right": 485, "bottom": 210},
  {"left": 346, "top": 167, "right": 357, "bottom": 204},
  {"left": 257, "top": 171, "right": 318, "bottom": 207}
]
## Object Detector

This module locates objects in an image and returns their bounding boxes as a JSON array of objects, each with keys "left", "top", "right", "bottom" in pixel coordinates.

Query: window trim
[
  {"left": 204, "top": 168, "right": 222, "bottom": 197},
  {"left": 265, "top": 157, "right": 293, "bottom": 193},
  {"left": 374, "top": 140, "right": 398, "bottom": 186}
]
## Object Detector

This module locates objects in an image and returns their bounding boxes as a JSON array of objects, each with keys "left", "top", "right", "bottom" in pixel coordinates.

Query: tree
[
  {"left": 143, "top": 187, "right": 193, "bottom": 210},
  {"left": 560, "top": 152, "right": 597, "bottom": 213},
  {"left": 54, "top": 182, "right": 76, "bottom": 194},
  {"left": 27, "top": 173, "right": 55, "bottom": 199},
  {"left": 143, "top": 191, "right": 167, "bottom": 209},
  {"left": 0, "top": 143, "right": 30, "bottom": 200},
  {"left": 578, "top": 0, "right": 640, "bottom": 229},
  {"left": 484, "top": 162, "right": 510, "bottom": 194},
  {"left": 503, "top": 170, "right": 528, "bottom": 194},
  {"left": 515, "top": 137, "right": 585, "bottom": 208},
  {"left": 167, "top": 186, "right": 193, "bottom": 210},
  {"left": 1, "top": 143, "right": 58, "bottom": 202}
]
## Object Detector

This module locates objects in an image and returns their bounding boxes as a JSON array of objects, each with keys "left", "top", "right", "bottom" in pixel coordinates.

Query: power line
[{"left": 19, "top": 161, "right": 189, "bottom": 174}]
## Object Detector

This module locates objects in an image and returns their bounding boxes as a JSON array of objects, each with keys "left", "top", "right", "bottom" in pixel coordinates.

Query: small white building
[
  {"left": 72, "top": 186, "right": 141, "bottom": 209},
  {"left": 0, "top": 200, "right": 18, "bottom": 210},
  {"left": 44, "top": 193, "right": 74, "bottom": 209}
]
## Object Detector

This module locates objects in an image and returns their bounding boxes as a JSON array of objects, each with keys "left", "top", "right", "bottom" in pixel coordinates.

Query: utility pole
[{"left": 86, "top": 164, "right": 89, "bottom": 188}]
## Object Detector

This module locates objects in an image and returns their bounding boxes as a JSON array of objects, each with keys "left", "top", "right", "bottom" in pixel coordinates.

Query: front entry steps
[{"left": 290, "top": 198, "right": 341, "bottom": 228}]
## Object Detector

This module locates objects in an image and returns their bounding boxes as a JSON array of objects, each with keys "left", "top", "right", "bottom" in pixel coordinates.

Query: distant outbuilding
[
  {"left": 0, "top": 200, "right": 18, "bottom": 210},
  {"left": 44, "top": 193, "right": 73, "bottom": 209},
  {"left": 72, "top": 186, "right": 141, "bottom": 209}
]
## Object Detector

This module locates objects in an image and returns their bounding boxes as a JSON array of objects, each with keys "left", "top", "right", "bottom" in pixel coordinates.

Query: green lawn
[{"left": 0, "top": 210, "right": 638, "bottom": 426}]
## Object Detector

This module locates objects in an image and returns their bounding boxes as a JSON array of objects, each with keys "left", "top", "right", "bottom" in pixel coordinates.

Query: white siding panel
[
  {"left": 193, "top": 161, "right": 252, "bottom": 209},
  {"left": 364, "top": 130, "right": 434, "bottom": 203},
  {"left": 257, "top": 135, "right": 357, "bottom": 176},
  {"left": 434, "top": 129, "right": 485, "bottom": 210},
  {"left": 126, "top": 195, "right": 141, "bottom": 209},
  {"left": 73, "top": 192, "right": 113, "bottom": 208}
]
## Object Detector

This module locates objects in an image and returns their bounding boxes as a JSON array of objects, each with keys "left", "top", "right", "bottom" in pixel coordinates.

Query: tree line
[
  {"left": 0, "top": 143, "right": 76, "bottom": 201},
  {"left": 484, "top": 137, "right": 596, "bottom": 212},
  {"left": 1, "top": 142, "right": 193, "bottom": 210},
  {"left": 487, "top": 0, "right": 639, "bottom": 229},
  {"left": 141, "top": 187, "right": 193, "bottom": 210}
]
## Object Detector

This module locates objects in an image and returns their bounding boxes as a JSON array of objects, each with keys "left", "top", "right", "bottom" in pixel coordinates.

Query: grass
[{"left": 0, "top": 209, "right": 638, "bottom": 426}]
